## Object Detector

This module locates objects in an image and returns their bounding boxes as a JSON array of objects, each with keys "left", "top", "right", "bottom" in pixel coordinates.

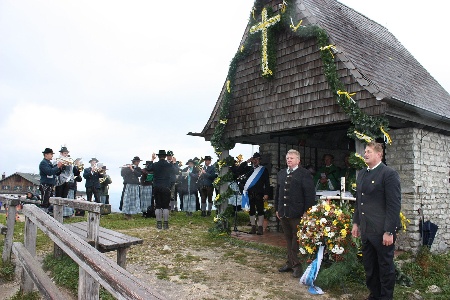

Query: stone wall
[{"left": 388, "top": 128, "right": 450, "bottom": 253}]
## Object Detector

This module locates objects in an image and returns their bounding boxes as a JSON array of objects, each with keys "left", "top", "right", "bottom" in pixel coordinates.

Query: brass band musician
[{"left": 83, "top": 158, "right": 104, "bottom": 203}]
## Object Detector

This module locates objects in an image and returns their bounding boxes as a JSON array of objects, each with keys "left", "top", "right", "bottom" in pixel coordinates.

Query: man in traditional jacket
[
  {"left": 313, "top": 154, "right": 340, "bottom": 190},
  {"left": 146, "top": 150, "right": 177, "bottom": 229},
  {"left": 198, "top": 155, "right": 217, "bottom": 217},
  {"left": 99, "top": 166, "right": 112, "bottom": 204},
  {"left": 166, "top": 150, "right": 179, "bottom": 212},
  {"left": 83, "top": 158, "right": 103, "bottom": 203},
  {"left": 55, "top": 146, "right": 74, "bottom": 199},
  {"left": 276, "top": 149, "right": 316, "bottom": 278},
  {"left": 120, "top": 156, "right": 142, "bottom": 219},
  {"left": 39, "top": 148, "right": 63, "bottom": 209},
  {"left": 237, "top": 152, "right": 270, "bottom": 235},
  {"left": 352, "top": 142, "right": 401, "bottom": 300}
]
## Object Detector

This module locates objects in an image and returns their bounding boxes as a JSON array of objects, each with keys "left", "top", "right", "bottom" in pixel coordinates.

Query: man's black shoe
[
  {"left": 278, "top": 265, "right": 292, "bottom": 272},
  {"left": 292, "top": 266, "right": 302, "bottom": 278}
]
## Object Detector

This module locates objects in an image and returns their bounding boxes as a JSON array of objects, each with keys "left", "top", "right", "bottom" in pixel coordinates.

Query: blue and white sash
[
  {"left": 300, "top": 245, "right": 325, "bottom": 295},
  {"left": 241, "top": 166, "right": 265, "bottom": 210}
]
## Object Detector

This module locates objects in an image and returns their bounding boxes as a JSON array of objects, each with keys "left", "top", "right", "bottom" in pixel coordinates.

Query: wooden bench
[
  {"left": 65, "top": 221, "right": 143, "bottom": 267},
  {"left": 50, "top": 197, "right": 143, "bottom": 269}
]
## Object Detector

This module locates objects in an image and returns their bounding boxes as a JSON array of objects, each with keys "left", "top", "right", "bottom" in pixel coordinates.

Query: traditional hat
[
  {"left": 186, "top": 159, "right": 195, "bottom": 165},
  {"left": 204, "top": 155, "right": 212, "bottom": 161},
  {"left": 42, "top": 148, "right": 54, "bottom": 154},
  {"left": 143, "top": 160, "right": 152, "bottom": 165},
  {"left": 252, "top": 152, "right": 262, "bottom": 159},
  {"left": 89, "top": 158, "right": 99, "bottom": 163},
  {"left": 193, "top": 157, "right": 200, "bottom": 162},
  {"left": 59, "top": 146, "right": 69, "bottom": 153},
  {"left": 131, "top": 156, "right": 141, "bottom": 162},
  {"left": 166, "top": 150, "right": 174, "bottom": 156},
  {"left": 101, "top": 166, "right": 108, "bottom": 170},
  {"left": 157, "top": 150, "right": 167, "bottom": 156}
]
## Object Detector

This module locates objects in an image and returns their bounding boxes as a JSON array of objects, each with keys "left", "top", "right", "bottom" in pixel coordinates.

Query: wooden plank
[
  {"left": 49, "top": 197, "right": 104, "bottom": 214},
  {"left": 53, "top": 204, "right": 64, "bottom": 258},
  {"left": 22, "top": 216, "right": 37, "bottom": 293},
  {"left": 66, "top": 222, "right": 143, "bottom": 251},
  {"left": 22, "top": 205, "right": 165, "bottom": 300},
  {"left": 13, "top": 242, "right": 66, "bottom": 300},
  {"left": 87, "top": 212, "right": 100, "bottom": 249},
  {"left": 2, "top": 203, "right": 17, "bottom": 263}
]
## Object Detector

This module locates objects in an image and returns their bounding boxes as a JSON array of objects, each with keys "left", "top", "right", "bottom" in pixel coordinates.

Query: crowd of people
[{"left": 37, "top": 144, "right": 401, "bottom": 297}]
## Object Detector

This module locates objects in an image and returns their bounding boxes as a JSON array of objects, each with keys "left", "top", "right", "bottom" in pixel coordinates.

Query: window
[
  {"left": 14, "top": 186, "right": 21, "bottom": 191},
  {"left": 2, "top": 185, "right": 10, "bottom": 190}
]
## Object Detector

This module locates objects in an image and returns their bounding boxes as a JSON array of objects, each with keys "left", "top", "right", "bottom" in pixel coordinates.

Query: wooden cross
[{"left": 250, "top": 7, "right": 281, "bottom": 76}]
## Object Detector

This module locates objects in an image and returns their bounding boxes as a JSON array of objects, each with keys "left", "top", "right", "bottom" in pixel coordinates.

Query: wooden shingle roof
[{"left": 197, "top": 0, "right": 450, "bottom": 142}]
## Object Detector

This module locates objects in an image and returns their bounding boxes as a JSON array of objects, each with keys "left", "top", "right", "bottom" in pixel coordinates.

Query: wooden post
[
  {"left": 218, "top": 150, "right": 229, "bottom": 214},
  {"left": 117, "top": 248, "right": 128, "bottom": 268},
  {"left": 21, "top": 215, "right": 37, "bottom": 293},
  {"left": 53, "top": 199, "right": 64, "bottom": 258},
  {"left": 1, "top": 197, "right": 19, "bottom": 263}
]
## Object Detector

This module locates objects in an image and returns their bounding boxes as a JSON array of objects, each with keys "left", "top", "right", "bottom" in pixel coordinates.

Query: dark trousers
[
  {"left": 55, "top": 182, "right": 70, "bottom": 198},
  {"left": 249, "top": 193, "right": 264, "bottom": 216},
  {"left": 200, "top": 186, "right": 214, "bottom": 204},
  {"left": 280, "top": 217, "right": 301, "bottom": 268},
  {"left": 362, "top": 233, "right": 396, "bottom": 300},
  {"left": 154, "top": 186, "right": 171, "bottom": 209},
  {"left": 86, "top": 186, "right": 100, "bottom": 203},
  {"left": 39, "top": 184, "right": 54, "bottom": 208}
]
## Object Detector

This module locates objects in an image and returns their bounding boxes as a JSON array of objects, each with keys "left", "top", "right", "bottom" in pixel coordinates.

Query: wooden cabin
[
  {"left": 0, "top": 172, "right": 40, "bottom": 196},
  {"left": 192, "top": 0, "right": 450, "bottom": 253}
]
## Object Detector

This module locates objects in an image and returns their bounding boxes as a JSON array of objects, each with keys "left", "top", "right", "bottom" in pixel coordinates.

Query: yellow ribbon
[
  {"left": 219, "top": 119, "right": 228, "bottom": 125},
  {"left": 337, "top": 90, "right": 356, "bottom": 103},
  {"left": 226, "top": 80, "right": 231, "bottom": 93},
  {"left": 252, "top": 6, "right": 256, "bottom": 20},
  {"left": 380, "top": 126, "right": 392, "bottom": 145},
  {"left": 354, "top": 130, "right": 373, "bottom": 143},
  {"left": 319, "top": 44, "right": 337, "bottom": 58},
  {"left": 290, "top": 17, "right": 303, "bottom": 32},
  {"left": 354, "top": 153, "right": 368, "bottom": 166},
  {"left": 240, "top": 45, "right": 245, "bottom": 53},
  {"left": 278, "top": 0, "right": 287, "bottom": 13}
]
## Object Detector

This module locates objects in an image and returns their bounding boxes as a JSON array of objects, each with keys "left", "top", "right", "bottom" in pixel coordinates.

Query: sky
[{"left": 1, "top": 0, "right": 449, "bottom": 211}]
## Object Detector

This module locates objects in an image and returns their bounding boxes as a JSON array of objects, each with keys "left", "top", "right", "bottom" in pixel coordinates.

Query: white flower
[
  {"left": 331, "top": 245, "right": 344, "bottom": 255},
  {"left": 325, "top": 227, "right": 331, "bottom": 232},
  {"left": 299, "top": 248, "right": 306, "bottom": 255},
  {"left": 328, "top": 232, "right": 335, "bottom": 238},
  {"left": 310, "top": 206, "right": 317, "bottom": 213},
  {"left": 315, "top": 241, "right": 323, "bottom": 245},
  {"left": 320, "top": 218, "right": 327, "bottom": 224},
  {"left": 324, "top": 211, "right": 329, "bottom": 216}
]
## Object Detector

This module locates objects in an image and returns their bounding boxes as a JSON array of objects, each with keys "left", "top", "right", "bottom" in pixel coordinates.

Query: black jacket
[
  {"left": 275, "top": 167, "right": 316, "bottom": 218},
  {"left": 83, "top": 167, "right": 104, "bottom": 189},
  {"left": 352, "top": 163, "right": 401, "bottom": 235},
  {"left": 121, "top": 166, "right": 142, "bottom": 185},
  {"left": 197, "top": 164, "right": 217, "bottom": 187},
  {"left": 237, "top": 162, "right": 271, "bottom": 196},
  {"left": 146, "top": 159, "right": 177, "bottom": 189}
]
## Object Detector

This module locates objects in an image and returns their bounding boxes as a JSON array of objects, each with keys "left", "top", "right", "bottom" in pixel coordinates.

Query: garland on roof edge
[{"left": 211, "top": 0, "right": 391, "bottom": 207}]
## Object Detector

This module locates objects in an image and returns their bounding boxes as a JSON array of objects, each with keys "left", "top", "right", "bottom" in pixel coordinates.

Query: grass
[{"left": 2, "top": 211, "right": 450, "bottom": 299}]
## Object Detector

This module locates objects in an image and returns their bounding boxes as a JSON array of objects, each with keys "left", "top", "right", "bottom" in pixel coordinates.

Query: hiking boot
[
  {"left": 163, "top": 221, "right": 169, "bottom": 230},
  {"left": 250, "top": 225, "right": 257, "bottom": 234},
  {"left": 156, "top": 221, "right": 162, "bottom": 230},
  {"left": 292, "top": 265, "right": 302, "bottom": 278},
  {"left": 278, "top": 265, "right": 292, "bottom": 272},
  {"left": 257, "top": 226, "right": 263, "bottom": 235},
  {"left": 207, "top": 211, "right": 211, "bottom": 216},
  {"left": 201, "top": 211, "right": 206, "bottom": 217}
]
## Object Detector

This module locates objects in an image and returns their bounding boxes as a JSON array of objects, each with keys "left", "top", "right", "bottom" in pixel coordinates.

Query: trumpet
[
  {"left": 74, "top": 158, "right": 84, "bottom": 172},
  {"left": 92, "top": 163, "right": 104, "bottom": 173},
  {"left": 120, "top": 164, "right": 132, "bottom": 168},
  {"left": 56, "top": 156, "right": 74, "bottom": 166}
]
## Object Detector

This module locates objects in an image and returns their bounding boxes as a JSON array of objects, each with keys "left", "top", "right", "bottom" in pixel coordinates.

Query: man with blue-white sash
[{"left": 237, "top": 152, "right": 270, "bottom": 235}]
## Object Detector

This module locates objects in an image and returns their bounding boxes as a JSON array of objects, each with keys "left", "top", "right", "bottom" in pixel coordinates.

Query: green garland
[{"left": 211, "top": 0, "right": 391, "bottom": 206}]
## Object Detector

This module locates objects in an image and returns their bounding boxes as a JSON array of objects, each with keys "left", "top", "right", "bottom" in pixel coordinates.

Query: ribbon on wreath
[{"left": 300, "top": 245, "right": 325, "bottom": 295}]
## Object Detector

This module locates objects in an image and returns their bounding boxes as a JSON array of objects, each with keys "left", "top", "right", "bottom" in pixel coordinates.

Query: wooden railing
[{"left": 16, "top": 204, "right": 165, "bottom": 299}]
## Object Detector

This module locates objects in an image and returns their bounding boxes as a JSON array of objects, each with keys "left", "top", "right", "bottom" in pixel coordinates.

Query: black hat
[
  {"left": 157, "top": 150, "right": 167, "bottom": 157},
  {"left": 186, "top": 159, "right": 195, "bottom": 165},
  {"left": 89, "top": 158, "right": 99, "bottom": 163},
  {"left": 143, "top": 160, "right": 151, "bottom": 165},
  {"left": 101, "top": 166, "right": 108, "bottom": 170},
  {"left": 167, "top": 150, "right": 174, "bottom": 156},
  {"left": 252, "top": 152, "right": 262, "bottom": 159},
  {"left": 131, "top": 156, "right": 141, "bottom": 162},
  {"left": 59, "top": 146, "right": 69, "bottom": 153},
  {"left": 193, "top": 157, "right": 200, "bottom": 161},
  {"left": 42, "top": 148, "right": 54, "bottom": 154},
  {"left": 204, "top": 155, "right": 212, "bottom": 161}
]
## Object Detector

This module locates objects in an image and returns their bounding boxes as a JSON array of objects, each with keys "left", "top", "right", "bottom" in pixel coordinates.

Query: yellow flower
[
  {"left": 324, "top": 204, "right": 331, "bottom": 211},
  {"left": 340, "top": 229, "right": 347, "bottom": 238},
  {"left": 332, "top": 220, "right": 338, "bottom": 226},
  {"left": 215, "top": 194, "right": 220, "bottom": 201}
]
